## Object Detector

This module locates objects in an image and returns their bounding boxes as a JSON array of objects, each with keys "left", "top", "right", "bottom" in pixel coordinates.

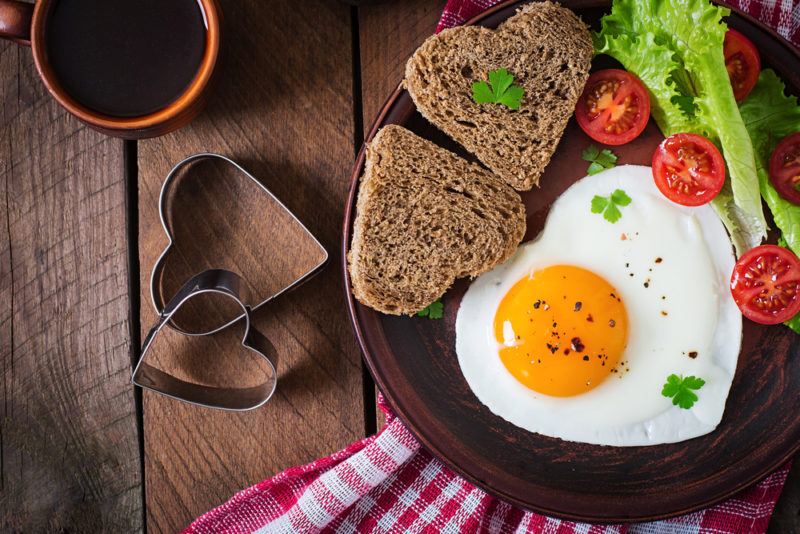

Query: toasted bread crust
[
  {"left": 348, "top": 125, "right": 526, "bottom": 315},
  {"left": 405, "top": 1, "right": 592, "bottom": 191}
]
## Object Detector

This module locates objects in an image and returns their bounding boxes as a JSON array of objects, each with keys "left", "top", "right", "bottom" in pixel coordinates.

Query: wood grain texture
[
  {"left": 136, "top": 1, "right": 363, "bottom": 531},
  {"left": 0, "top": 42, "right": 142, "bottom": 531},
  {"left": 358, "top": 0, "right": 446, "bottom": 432}
]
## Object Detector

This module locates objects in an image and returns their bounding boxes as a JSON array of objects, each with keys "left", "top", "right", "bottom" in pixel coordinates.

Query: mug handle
[{"left": 0, "top": 0, "right": 33, "bottom": 46}]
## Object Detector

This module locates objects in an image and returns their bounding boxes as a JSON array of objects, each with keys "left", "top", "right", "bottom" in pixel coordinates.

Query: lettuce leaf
[
  {"left": 738, "top": 70, "right": 800, "bottom": 333},
  {"left": 594, "top": 0, "right": 766, "bottom": 254}
]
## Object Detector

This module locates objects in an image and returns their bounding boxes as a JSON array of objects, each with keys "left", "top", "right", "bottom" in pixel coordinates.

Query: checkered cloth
[
  {"left": 185, "top": 399, "right": 791, "bottom": 533},
  {"left": 184, "top": 1, "right": 798, "bottom": 532}
]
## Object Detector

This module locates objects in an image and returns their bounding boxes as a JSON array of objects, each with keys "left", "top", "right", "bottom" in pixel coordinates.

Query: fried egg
[{"left": 456, "top": 165, "right": 742, "bottom": 446}]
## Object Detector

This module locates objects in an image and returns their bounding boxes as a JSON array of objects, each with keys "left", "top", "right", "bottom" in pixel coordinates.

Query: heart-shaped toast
[
  {"left": 348, "top": 125, "right": 525, "bottom": 315},
  {"left": 405, "top": 1, "right": 592, "bottom": 191}
]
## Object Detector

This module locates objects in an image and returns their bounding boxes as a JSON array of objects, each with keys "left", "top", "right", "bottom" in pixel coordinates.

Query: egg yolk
[{"left": 493, "top": 265, "right": 628, "bottom": 397}]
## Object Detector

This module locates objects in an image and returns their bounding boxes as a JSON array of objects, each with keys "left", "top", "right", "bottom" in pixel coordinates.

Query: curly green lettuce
[
  {"left": 594, "top": 0, "right": 766, "bottom": 254},
  {"left": 738, "top": 70, "right": 800, "bottom": 332}
]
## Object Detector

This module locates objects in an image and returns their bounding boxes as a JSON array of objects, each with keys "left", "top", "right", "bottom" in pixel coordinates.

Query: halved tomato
[
  {"left": 652, "top": 133, "right": 726, "bottom": 206},
  {"left": 575, "top": 69, "right": 650, "bottom": 146},
  {"left": 768, "top": 132, "right": 800, "bottom": 205},
  {"left": 730, "top": 245, "right": 800, "bottom": 324},
  {"left": 724, "top": 29, "right": 761, "bottom": 102}
]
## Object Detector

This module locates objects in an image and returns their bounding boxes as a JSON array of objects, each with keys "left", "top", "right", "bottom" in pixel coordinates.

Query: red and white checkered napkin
[
  {"left": 185, "top": 1, "right": 799, "bottom": 532},
  {"left": 185, "top": 399, "right": 790, "bottom": 533}
]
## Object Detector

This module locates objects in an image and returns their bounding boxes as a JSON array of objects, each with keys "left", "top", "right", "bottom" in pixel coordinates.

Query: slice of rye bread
[
  {"left": 348, "top": 125, "right": 526, "bottom": 315},
  {"left": 404, "top": 1, "right": 592, "bottom": 191}
]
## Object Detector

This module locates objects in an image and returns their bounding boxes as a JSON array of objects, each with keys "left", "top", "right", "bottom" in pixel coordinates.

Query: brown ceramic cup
[{"left": 0, "top": 0, "right": 221, "bottom": 139}]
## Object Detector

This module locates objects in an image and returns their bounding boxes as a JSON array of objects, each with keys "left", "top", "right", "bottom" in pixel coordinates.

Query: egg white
[{"left": 455, "top": 165, "right": 742, "bottom": 446}]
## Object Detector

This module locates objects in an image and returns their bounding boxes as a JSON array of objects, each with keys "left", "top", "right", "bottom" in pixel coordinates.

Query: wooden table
[{"left": 0, "top": 1, "right": 797, "bottom": 531}]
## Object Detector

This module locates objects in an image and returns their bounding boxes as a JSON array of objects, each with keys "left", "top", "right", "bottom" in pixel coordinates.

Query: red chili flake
[
  {"left": 661, "top": 311, "right": 668, "bottom": 316},
  {"left": 586, "top": 314, "right": 594, "bottom": 322},
  {"left": 609, "top": 319, "right": 616, "bottom": 328},
  {"left": 563, "top": 348, "right": 571, "bottom": 355},
  {"left": 655, "top": 257, "right": 663, "bottom": 263},
  {"left": 621, "top": 233, "right": 628, "bottom": 240},
  {"left": 688, "top": 351, "right": 698, "bottom": 359},
  {"left": 570, "top": 337, "right": 585, "bottom": 352}
]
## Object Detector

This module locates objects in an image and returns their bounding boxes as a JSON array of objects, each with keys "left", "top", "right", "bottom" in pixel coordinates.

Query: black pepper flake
[
  {"left": 586, "top": 314, "right": 594, "bottom": 322},
  {"left": 533, "top": 300, "right": 541, "bottom": 309},
  {"left": 661, "top": 295, "right": 666, "bottom": 300},
  {"left": 546, "top": 343, "right": 558, "bottom": 354},
  {"left": 552, "top": 322, "right": 557, "bottom": 328},
  {"left": 629, "top": 273, "right": 634, "bottom": 277},
  {"left": 655, "top": 257, "right": 663, "bottom": 263},
  {"left": 571, "top": 337, "right": 585, "bottom": 352},
  {"left": 609, "top": 319, "right": 616, "bottom": 328},
  {"left": 644, "top": 280, "right": 650, "bottom": 288},
  {"left": 582, "top": 355, "right": 590, "bottom": 361},
  {"left": 688, "top": 351, "right": 698, "bottom": 359},
  {"left": 574, "top": 301, "right": 582, "bottom": 312},
  {"left": 625, "top": 263, "right": 630, "bottom": 268}
]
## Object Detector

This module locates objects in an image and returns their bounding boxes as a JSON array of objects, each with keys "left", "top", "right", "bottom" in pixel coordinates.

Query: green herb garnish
[
  {"left": 661, "top": 374, "right": 705, "bottom": 409},
  {"left": 591, "top": 189, "right": 631, "bottom": 223},
  {"left": 581, "top": 145, "right": 618, "bottom": 175},
  {"left": 417, "top": 299, "right": 444, "bottom": 319},
  {"left": 472, "top": 69, "right": 524, "bottom": 110}
]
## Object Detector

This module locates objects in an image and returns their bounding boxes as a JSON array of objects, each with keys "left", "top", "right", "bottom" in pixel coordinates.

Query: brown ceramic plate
[{"left": 342, "top": 0, "right": 800, "bottom": 523}]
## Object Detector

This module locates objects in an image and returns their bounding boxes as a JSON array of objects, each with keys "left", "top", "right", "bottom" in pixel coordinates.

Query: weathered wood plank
[
  {"left": 0, "top": 41, "right": 142, "bottom": 531},
  {"left": 136, "top": 1, "right": 363, "bottom": 531}
]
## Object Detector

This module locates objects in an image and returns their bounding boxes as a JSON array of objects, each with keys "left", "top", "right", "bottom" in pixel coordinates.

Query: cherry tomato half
[
  {"left": 730, "top": 245, "right": 800, "bottom": 324},
  {"left": 768, "top": 132, "right": 800, "bottom": 205},
  {"left": 652, "top": 133, "right": 726, "bottom": 206},
  {"left": 724, "top": 29, "right": 761, "bottom": 102},
  {"left": 575, "top": 69, "right": 651, "bottom": 146}
]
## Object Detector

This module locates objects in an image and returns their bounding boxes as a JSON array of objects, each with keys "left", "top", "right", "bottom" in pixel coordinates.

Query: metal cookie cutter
[
  {"left": 150, "top": 153, "right": 329, "bottom": 336},
  {"left": 132, "top": 153, "right": 328, "bottom": 410},
  {"left": 133, "top": 269, "right": 278, "bottom": 411}
]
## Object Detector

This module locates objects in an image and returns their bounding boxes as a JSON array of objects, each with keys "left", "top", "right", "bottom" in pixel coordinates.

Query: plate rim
[{"left": 341, "top": 0, "right": 800, "bottom": 523}]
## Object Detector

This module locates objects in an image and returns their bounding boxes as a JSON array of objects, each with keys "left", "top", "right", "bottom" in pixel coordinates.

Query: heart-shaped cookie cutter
[
  {"left": 133, "top": 269, "right": 278, "bottom": 410},
  {"left": 132, "top": 153, "right": 328, "bottom": 410},
  {"left": 150, "top": 152, "right": 328, "bottom": 336}
]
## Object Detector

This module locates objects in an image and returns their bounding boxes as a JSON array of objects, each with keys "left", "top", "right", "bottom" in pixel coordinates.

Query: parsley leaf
[
  {"left": 611, "top": 189, "right": 632, "bottom": 206},
  {"left": 417, "top": 299, "right": 444, "bottom": 319},
  {"left": 591, "top": 189, "right": 631, "bottom": 223},
  {"left": 472, "top": 69, "right": 525, "bottom": 110},
  {"left": 661, "top": 374, "right": 705, "bottom": 409},
  {"left": 581, "top": 145, "right": 618, "bottom": 175}
]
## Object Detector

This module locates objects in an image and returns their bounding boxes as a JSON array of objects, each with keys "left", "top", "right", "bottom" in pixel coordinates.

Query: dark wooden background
[{"left": 0, "top": 0, "right": 797, "bottom": 531}]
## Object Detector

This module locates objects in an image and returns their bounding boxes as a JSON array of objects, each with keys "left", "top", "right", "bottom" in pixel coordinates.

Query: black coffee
[{"left": 47, "top": 0, "right": 207, "bottom": 118}]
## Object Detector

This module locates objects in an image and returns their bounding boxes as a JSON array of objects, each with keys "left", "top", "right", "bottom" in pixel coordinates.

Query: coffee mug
[{"left": 0, "top": 0, "right": 221, "bottom": 139}]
